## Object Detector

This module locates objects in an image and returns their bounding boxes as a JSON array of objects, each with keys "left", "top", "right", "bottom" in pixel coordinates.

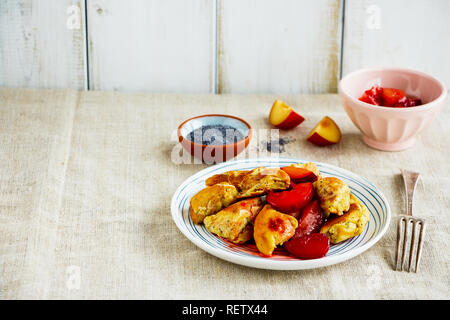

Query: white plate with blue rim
[{"left": 171, "top": 157, "right": 391, "bottom": 270}]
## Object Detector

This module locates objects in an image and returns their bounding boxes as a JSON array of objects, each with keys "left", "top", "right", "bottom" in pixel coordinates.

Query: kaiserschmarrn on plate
[{"left": 188, "top": 163, "right": 370, "bottom": 259}]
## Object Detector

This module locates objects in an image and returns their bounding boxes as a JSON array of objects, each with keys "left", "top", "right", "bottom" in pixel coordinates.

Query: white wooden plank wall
[
  {"left": 0, "top": 0, "right": 86, "bottom": 90},
  {"left": 0, "top": 0, "right": 449, "bottom": 93},
  {"left": 343, "top": 0, "right": 450, "bottom": 89},
  {"left": 86, "top": 0, "right": 215, "bottom": 93},
  {"left": 218, "top": 0, "right": 342, "bottom": 94}
]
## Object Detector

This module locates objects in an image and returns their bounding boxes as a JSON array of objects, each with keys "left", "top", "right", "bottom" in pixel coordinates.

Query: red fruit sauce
[
  {"left": 359, "top": 85, "right": 422, "bottom": 108},
  {"left": 268, "top": 217, "right": 286, "bottom": 234}
]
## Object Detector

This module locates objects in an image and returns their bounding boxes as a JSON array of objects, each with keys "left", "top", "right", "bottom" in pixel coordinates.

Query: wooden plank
[
  {"left": 218, "top": 0, "right": 342, "bottom": 94},
  {"left": 0, "top": 0, "right": 87, "bottom": 90},
  {"left": 343, "top": 0, "right": 450, "bottom": 88},
  {"left": 87, "top": 0, "right": 215, "bottom": 93}
]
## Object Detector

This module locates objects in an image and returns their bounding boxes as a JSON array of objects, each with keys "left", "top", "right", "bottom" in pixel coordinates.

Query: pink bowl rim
[{"left": 339, "top": 67, "right": 447, "bottom": 112}]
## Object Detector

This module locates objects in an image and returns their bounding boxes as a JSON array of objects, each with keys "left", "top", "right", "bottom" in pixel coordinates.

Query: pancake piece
[
  {"left": 253, "top": 204, "right": 298, "bottom": 256},
  {"left": 320, "top": 194, "right": 370, "bottom": 244},
  {"left": 314, "top": 177, "right": 351, "bottom": 217},
  {"left": 205, "top": 170, "right": 250, "bottom": 189},
  {"left": 204, "top": 198, "right": 263, "bottom": 244},
  {"left": 189, "top": 183, "right": 238, "bottom": 224},
  {"left": 238, "top": 167, "right": 290, "bottom": 198}
]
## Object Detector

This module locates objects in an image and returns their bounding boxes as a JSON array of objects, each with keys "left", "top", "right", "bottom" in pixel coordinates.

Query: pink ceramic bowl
[{"left": 339, "top": 68, "right": 447, "bottom": 151}]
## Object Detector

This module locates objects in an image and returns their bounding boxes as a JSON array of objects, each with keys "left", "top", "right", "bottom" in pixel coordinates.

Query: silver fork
[{"left": 395, "top": 169, "right": 426, "bottom": 272}]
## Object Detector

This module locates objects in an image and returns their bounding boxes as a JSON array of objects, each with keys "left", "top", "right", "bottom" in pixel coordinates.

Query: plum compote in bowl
[{"left": 339, "top": 67, "right": 447, "bottom": 151}]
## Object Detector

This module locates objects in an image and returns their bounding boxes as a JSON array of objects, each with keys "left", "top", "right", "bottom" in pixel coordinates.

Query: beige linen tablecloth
[{"left": 0, "top": 88, "right": 449, "bottom": 299}]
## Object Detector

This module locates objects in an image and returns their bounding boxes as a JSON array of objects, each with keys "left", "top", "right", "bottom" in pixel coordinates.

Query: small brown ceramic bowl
[{"left": 177, "top": 114, "right": 252, "bottom": 163}]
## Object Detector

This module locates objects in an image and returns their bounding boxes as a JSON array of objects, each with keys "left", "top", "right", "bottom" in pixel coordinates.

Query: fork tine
[
  {"left": 395, "top": 216, "right": 406, "bottom": 270},
  {"left": 408, "top": 219, "right": 417, "bottom": 272},
  {"left": 415, "top": 220, "right": 426, "bottom": 273},
  {"left": 400, "top": 217, "right": 410, "bottom": 271}
]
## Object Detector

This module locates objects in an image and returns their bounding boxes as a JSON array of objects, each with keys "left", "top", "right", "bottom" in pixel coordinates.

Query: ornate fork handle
[{"left": 401, "top": 169, "right": 420, "bottom": 216}]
